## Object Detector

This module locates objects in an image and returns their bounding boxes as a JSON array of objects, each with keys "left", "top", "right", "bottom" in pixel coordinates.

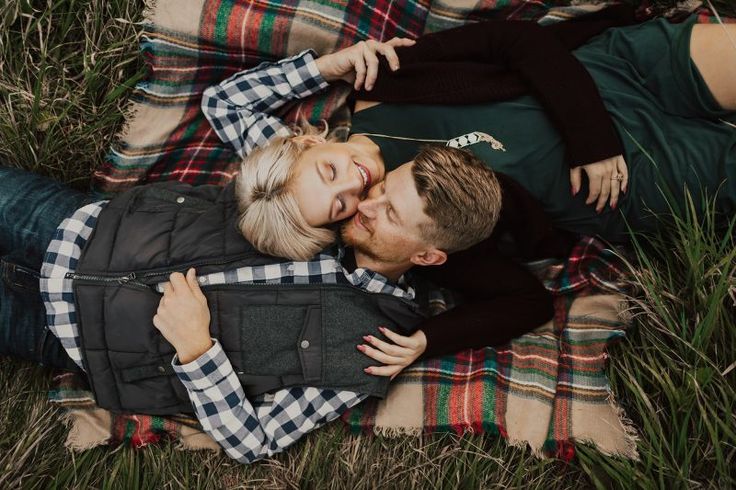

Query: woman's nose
[{"left": 336, "top": 165, "right": 365, "bottom": 196}]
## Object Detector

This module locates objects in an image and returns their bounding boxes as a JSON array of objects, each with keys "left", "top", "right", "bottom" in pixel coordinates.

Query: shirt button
[
  {"left": 158, "top": 366, "right": 166, "bottom": 373},
  {"left": 287, "top": 264, "right": 294, "bottom": 271},
  {"left": 176, "top": 197, "right": 185, "bottom": 204},
  {"left": 300, "top": 340, "right": 310, "bottom": 349},
  {"left": 198, "top": 276, "right": 206, "bottom": 283}
]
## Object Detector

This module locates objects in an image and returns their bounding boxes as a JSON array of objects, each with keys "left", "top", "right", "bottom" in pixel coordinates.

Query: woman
[
  {"left": 203, "top": 8, "right": 735, "bottom": 261},
  {"left": 201, "top": 9, "right": 735, "bottom": 375}
]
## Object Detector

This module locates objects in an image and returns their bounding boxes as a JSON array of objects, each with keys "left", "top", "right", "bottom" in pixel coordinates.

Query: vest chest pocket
[{"left": 238, "top": 303, "right": 323, "bottom": 384}]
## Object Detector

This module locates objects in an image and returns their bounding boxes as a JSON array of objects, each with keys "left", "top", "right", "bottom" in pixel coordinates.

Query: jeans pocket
[{"left": 1, "top": 257, "right": 41, "bottom": 295}]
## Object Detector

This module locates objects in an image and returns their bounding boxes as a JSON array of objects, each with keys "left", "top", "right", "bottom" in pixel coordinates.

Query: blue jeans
[{"left": 0, "top": 166, "right": 88, "bottom": 370}]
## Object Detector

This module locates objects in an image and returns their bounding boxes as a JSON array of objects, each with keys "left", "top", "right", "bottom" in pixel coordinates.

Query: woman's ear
[{"left": 292, "top": 134, "right": 327, "bottom": 148}]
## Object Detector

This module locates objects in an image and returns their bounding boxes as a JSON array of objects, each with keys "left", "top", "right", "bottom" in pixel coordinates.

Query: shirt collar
[{"left": 328, "top": 244, "right": 415, "bottom": 301}]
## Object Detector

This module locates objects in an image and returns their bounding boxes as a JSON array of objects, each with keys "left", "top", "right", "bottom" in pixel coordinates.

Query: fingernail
[
  {"left": 364, "top": 367, "right": 372, "bottom": 374},
  {"left": 363, "top": 335, "right": 371, "bottom": 342},
  {"left": 378, "top": 326, "right": 386, "bottom": 333},
  {"left": 611, "top": 202, "right": 617, "bottom": 210},
  {"left": 597, "top": 208, "right": 602, "bottom": 214},
  {"left": 357, "top": 345, "right": 365, "bottom": 352},
  {"left": 391, "top": 64, "right": 398, "bottom": 70}
]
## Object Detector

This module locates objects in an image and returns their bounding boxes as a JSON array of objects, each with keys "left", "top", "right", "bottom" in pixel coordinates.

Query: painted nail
[
  {"left": 364, "top": 367, "right": 372, "bottom": 374},
  {"left": 378, "top": 326, "right": 386, "bottom": 333},
  {"left": 363, "top": 335, "right": 371, "bottom": 342},
  {"left": 357, "top": 345, "right": 365, "bottom": 352},
  {"left": 611, "top": 202, "right": 617, "bottom": 210}
]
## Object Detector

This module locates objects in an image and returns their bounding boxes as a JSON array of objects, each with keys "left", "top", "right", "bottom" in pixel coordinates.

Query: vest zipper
[
  {"left": 66, "top": 271, "right": 137, "bottom": 283},
  {"left": 65, "top": 272, "right": 150, "bottom": 290}
]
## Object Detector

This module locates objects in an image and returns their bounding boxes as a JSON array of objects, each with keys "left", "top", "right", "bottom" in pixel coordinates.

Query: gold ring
[{"left": 611, "top": 175, "right": 624, "bottom": 181}]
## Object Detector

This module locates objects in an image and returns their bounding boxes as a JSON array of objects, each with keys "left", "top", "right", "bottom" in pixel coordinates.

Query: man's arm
[
  {"left": 153, "top": 269, "right": 367, "bottom": 464},
  {"left": 201, "top": 38, "right": 414, "bottom": 157},
  {"left": 201, "top": 49, "right": 330, "bottom": 157},
  {"left": 173, "top": 340, "right": 366, "bottom": 464}
]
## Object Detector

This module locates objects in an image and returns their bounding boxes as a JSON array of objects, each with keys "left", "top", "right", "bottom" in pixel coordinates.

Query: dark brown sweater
[
  {"left": 349, "top": 6, "right": 635, "bottom": 358},
  {"left": 353, "top": 4, "right": 635, "bottom": 167}
]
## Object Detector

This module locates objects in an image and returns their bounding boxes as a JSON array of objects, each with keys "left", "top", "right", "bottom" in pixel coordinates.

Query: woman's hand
[
  {"left": 570, "top": 155, "right": 629, "bottom": 213},
  {"left": 358, "top": 327, "right": 427, "bottom": 379},
  {"left": 153, "top": 268, "right": 213, "bottom": 364},
  {"left": 315, "top": 37, "right": 416, "bottom": 91}
]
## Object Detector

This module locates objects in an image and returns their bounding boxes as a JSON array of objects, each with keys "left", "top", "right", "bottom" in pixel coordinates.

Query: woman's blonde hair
[{"left": 235, "top": 120, "right": 338, "bottom": 261}]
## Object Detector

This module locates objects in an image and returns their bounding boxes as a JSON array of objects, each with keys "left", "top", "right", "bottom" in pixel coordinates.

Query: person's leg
[
  {"left": 690, "top": 23, "right": 736, "bottom": 111},
  {"left": 0, "top": 166, "right": 88, "bottom": 369}
]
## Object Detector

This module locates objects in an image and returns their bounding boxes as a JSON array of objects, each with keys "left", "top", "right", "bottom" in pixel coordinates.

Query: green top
[{"left": 350, "top": 17, "right": 736, "bottom": 241}]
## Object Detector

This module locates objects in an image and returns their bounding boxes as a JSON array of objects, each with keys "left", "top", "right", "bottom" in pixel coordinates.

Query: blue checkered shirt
[
  {"left": 201, "top": 49, "right": 328, "bottom": 157},
  {"left": 40, "top": 202, "right": 414, "bottom": 464}
]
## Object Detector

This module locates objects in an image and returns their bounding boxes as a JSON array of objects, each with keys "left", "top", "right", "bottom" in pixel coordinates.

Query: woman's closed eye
[
  {"left": 335, "top": 196, "right": 345, "bottom": 216},
  {"left": 329, "top": 163, "right": 337, "bottom": 180}
]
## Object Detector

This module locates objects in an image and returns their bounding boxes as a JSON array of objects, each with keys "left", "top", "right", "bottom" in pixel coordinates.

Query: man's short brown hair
[{"left": 412, "top": 145, "right": 502, "bottom": 253}]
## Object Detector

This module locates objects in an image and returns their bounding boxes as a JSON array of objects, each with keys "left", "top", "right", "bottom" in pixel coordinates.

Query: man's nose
[{"left": 357, "top": 196, "right": 380, "bottom": 218}]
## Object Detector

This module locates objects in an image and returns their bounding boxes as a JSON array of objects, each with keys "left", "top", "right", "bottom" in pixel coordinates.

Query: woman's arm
[
  {"left": 354, "top": 7, "right": 635, "bottom": 168},
  {"left": 360, "top": 251, "right": 555, "bottom": 369}
]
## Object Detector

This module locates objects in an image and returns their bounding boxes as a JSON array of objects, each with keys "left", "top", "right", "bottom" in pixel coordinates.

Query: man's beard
[{"left": 340, "top": 220, "right": 400, "bottom": 265}]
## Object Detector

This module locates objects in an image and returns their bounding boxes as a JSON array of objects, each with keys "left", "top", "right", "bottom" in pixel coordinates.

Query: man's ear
[
  {"left": 292, "top": 134, "right": 327, "bottom": 148},
  {"left": 410, "top": 248, "right": 447, "bottom": 267}
]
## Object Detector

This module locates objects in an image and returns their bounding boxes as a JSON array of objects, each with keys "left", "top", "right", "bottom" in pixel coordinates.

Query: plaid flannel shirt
[
  {"left": 40, "top": 202, "right": 415, "bottom": 464},
  {"left": 201, "top": 49, "right": 328, "bottom": 156}
]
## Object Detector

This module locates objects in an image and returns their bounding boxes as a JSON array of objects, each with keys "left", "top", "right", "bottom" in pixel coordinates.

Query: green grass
[{"left": 1, "top": 1, "right": 734, "bottom": 488}]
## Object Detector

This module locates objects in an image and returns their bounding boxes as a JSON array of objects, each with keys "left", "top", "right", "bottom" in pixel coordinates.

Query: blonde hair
[
  {"left": 412, "top": 145, "right": 502, "bottom": 253},
  {"left": 235, "top": 120, "right": 338, "bottom": 260}
]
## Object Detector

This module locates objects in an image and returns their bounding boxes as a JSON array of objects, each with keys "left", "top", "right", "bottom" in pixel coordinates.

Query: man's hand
[
  {"left": 315, "top": 37, "right": 416, "bottom": 91},
  {"left": 358, "top": 327, "right": 427, "bottom": 380},
  {"left": 153, "top": 268, "right": 213, "bottom": 364},
  {"left": 569, "top": 154, "right": 629, "bottom": 213}
]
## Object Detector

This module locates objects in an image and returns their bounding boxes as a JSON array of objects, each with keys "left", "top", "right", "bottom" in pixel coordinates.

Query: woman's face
[{"left": 291, "top": 138, "right": 385, "bottom": 226}]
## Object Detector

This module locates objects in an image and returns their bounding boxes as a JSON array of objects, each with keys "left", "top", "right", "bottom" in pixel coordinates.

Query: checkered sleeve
[
  {"left": 201, "top": 49, "right": 330, "bottom": 157},
  {"left": 172, "top": 339, "right": 367, "bottom": 464}
]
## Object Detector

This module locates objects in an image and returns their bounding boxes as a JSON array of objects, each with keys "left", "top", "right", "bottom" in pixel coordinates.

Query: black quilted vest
[{"left": 71, "top": 182, "right": 424, "bottom": 414}]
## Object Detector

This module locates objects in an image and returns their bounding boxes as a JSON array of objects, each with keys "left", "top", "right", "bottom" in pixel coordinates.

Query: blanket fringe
[
  {"left": 605, "top": 393, "right": 641, "bottom": 461},
  {"left": 59, "top": 410, "right": 112, "bottom": 451},
  {"left": 372, "top": 426, "right": 422, "bottom": 438}
]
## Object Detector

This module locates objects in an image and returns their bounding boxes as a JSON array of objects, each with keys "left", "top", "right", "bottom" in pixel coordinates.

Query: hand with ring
[{"left": 569, "top": 154, "right": 629, "bottom": 212}]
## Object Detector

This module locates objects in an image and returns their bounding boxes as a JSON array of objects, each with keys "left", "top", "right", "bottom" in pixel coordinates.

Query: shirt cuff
[
  {"left": 282, "top": 49, "right": 330, "bottom": 96},
  {"left": 172, "top": 338, "right": 234, "bottom": 391}
]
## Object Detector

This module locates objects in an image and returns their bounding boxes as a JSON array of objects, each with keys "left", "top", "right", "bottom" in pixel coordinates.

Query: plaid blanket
[
  {"left": 341, "top": 236, "right": 635, "bottom": 460},
  {"left": 91, "top": 0, "right": 717, "bottom": 194},
  {"left": 51, "top": 0, "right": 721, "bottom": 460},
  {"left": 49, "top": 236, "right": 635, "bottom": 459}
]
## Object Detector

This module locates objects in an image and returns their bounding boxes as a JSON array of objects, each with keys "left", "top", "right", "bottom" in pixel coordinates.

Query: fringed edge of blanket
[
  {"left": 58, "top": 409, "right": 112, "bottom": 451},
  {"left": 540, "top": 395, "right": 640, "bottom": 463}
]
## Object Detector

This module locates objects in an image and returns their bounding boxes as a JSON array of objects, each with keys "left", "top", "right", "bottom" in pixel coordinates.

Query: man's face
[{"left": 341, "top": 162, "right": 432, "bottom": 265}]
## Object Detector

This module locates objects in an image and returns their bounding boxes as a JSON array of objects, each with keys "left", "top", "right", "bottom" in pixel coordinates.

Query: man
[{"left": 1, "top": 147, "right": 546, "bottom": 465}]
